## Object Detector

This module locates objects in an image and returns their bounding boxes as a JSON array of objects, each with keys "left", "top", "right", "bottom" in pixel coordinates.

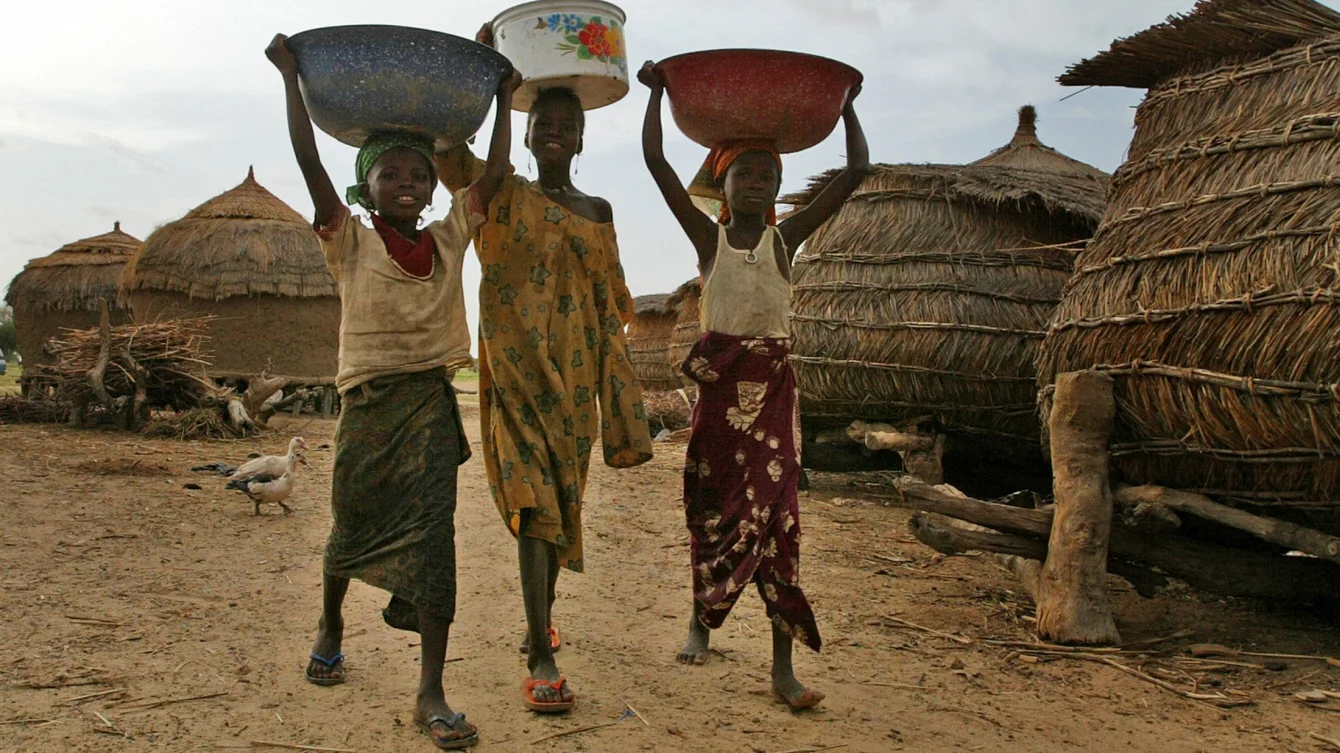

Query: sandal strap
[
  {"left": 526, "top": 676, "right": 566, "bottom": 692},
  {"left": 308, "top": 652, "right": 345, "bottom": 667},
  {"left": 424, "top": 712, "right": 467, "bottom": 730}
]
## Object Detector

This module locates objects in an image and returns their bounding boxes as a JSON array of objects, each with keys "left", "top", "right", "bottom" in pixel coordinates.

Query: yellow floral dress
[{"left": 439, "top": 155, "right": 652, "bottom": 571}]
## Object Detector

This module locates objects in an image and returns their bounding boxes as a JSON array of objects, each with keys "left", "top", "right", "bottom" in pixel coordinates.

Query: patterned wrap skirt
[
  {"left": 324, "top": 367, "right": 471, "bottom": 628},
  {"left": 682, "top": 332, "right": 821, "bottom": 651}
]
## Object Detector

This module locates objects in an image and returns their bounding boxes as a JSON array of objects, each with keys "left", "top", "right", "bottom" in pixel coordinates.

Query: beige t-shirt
[{"left": 317, "top": 188, "right": 484, "bottom": 394}]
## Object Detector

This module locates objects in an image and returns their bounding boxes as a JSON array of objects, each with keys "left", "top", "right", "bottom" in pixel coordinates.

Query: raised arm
[
  {"left": 266, "top": 34, "right": 342, "bottom": 227},
  {"left": 779, "top": 85, "right": 870, "bottom": 254},
  {"left": 470, "top": 70, "right": 522, "bottom": 209},
  {"left": 638, "top": 61, "right": 715, "bottom": 263}
]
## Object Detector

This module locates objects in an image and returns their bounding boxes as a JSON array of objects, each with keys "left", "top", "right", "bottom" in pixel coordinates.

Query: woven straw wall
[{"left": 1040, "top": 32, "right": 1340, "bottom": 510}]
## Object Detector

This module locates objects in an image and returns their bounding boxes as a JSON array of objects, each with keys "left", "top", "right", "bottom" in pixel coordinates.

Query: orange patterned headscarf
[{"left": 686, "top": 139, "right": 783, "bottom": 225}]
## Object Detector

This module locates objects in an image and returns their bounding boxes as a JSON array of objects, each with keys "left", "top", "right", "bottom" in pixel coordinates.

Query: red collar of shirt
[{"left": 370, "top": 213, "right": 436, "bottom": 279}]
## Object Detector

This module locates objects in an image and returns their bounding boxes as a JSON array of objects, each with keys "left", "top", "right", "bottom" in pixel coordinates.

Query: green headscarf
[{"left": 346, "top": 132, "right": 437, "bottom": 211}]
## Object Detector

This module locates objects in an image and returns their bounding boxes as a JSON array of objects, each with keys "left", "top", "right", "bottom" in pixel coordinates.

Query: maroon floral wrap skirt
[{"left": 681, "top": 332, "right": 820, "bottom": 651}]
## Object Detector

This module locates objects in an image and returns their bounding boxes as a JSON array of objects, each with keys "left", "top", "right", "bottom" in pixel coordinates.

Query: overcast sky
[{"left": 4, "top": 0, "right": 1299, "bottom": 342}]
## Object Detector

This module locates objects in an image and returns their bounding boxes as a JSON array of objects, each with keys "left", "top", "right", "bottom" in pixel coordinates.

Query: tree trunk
[{"left": 1037, "top": 370, "right": 1120, "bottom": 644}]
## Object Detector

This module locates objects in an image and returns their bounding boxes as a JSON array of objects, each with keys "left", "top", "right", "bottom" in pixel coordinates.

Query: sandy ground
[{"left": 4, "top": 397, "right": 1340, "bottom": 753}]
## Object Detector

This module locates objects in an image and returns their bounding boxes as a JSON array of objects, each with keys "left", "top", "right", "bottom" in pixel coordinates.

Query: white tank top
[{"left": 700, "top": 225, "right": 791, "bottom": 338}]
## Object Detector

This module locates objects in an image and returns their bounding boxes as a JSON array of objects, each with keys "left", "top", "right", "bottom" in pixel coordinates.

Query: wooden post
[
  {"left": 1036, "top": 370, "right": 1120, "bottom": 645},
  {"left": 321, "top": 386, "right": 334, "bottom": 417}
]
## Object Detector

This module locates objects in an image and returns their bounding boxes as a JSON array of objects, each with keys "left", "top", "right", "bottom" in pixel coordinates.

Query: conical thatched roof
[
  {"left": 633, "top": 292, "right": 672, "bottom": 316},
  {"left": 783, "top": 107, "right": 1109, "bottom": 223},
  {"left": 970, "top": 106, "right": 1110, "bottom": 182},
  {"left": 1061, "top": 0, "right": 1340, "bottom": 88},
  {"left": 781, "top": 107, "right": 1109, "bottom": 462},
  {"left": 120, "top": 168, "right": 336, "bottom": 302},
  {"left": 6, "top": 222, "right": 142, "bottom": 313}
]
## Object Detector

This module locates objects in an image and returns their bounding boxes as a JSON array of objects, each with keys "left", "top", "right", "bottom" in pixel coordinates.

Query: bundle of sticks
[
  {"left": 46, "top": 319, "right": 212, "bottom": 401},
  {"left": 0, "top": 394, "right": 66, "bottom": 424},
  {"left": 38, "top": 303, "right": 216, "bottom": 429}
]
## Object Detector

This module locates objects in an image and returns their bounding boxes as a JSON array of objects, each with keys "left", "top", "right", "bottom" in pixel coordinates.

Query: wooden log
[
  {"left": 1038, "top": 370, "right": 1119, "bottom": 645},
  {"left": 996, "top": 554, "right": 1043, "bottom": 601},
  {"left": 902, "top": 433, "right": 946, "bottom": 485},
  {"left": 119, "top": 343, "right": 150, "bottom": 432},
  {"left": 1120, "top": 500, "right": 1181, "bottom": 534},
  {"left": 85, "top": 301, "right": 113, "bottom": 422},
  {"left": 814, "top": 427, "right": 858, "bottom": 447},
  {"left": 241, "top": 371, "right": 289, "bottom": 427},
  {"left": 226, "top": 396, "right": 255, "bottom": 433},
  {"left": 911, "top": 513, "right": 1042, "bottom": 558},
  {"left": 321, "top": 387, "right": 335, "bottom": 418},
  {"left": 892, "top": 477, "right": 1053, "bottom": 537},
  {"left": 1115, "top": 485, "right": 1340, "bottom": 565},
  {"left": 913, "top": 514, "right": 1168, "bottom": 599},
  {"left": 847, "top": 420, "right": 934, "bottom": 452},
  {"left": 888, "top": 480, "right": 1340, "bottom": 604},
  {"left": 258, "top": 390, "right": 305, "bottom": 425}
]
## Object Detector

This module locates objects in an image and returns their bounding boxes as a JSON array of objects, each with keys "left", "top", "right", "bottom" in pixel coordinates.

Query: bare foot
[
  {"left": 305, "top": 615, "right": 344, "bottom": 683},
  {"left": 773, "top": 672, "right": 824, "bottom": 711},
  {"left": 677, "top": 615, "right": 710, "bottom": 665},
  {"left": 415, "top": 689, "right": 478, "bottom": 747}
]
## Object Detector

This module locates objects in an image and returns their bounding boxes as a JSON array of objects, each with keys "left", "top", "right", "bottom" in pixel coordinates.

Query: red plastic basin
[{"left": 658, "top": 49, "right": 862, "bottom": 154}]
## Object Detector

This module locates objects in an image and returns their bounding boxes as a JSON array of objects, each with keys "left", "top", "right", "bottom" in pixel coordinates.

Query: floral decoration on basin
[{"left": 538, "top": 13, "right": 627, "bottom": 70}]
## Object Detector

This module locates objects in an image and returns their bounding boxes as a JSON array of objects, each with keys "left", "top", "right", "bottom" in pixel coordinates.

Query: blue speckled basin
[{"left": 287, "top": 25, "right": 514, "bottom": 149}]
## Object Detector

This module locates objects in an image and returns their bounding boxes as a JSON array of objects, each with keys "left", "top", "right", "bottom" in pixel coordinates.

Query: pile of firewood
[
  {"left": 43, "top": 311, "right": 214, "bottom": 425},
  {"left": 0, "top": 394, "right": 66, "bottom": 424},
  {"left": 31, "top": 302, "right": 290, "bottom": 435}
]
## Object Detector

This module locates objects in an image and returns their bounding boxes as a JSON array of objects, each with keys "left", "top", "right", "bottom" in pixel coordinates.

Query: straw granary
[
  {"left": 5, "top": 222, "right": 141, "bottom": 373},
  {"left": 783, "top": 107, "right": 1108, "bottom": 460},
  {"left": 1038, "top": 0, "right": 1340, "bottom": 522},
  {"left": 628, "top": 292, "right": 680, "bottom": 392},
  {"left": 120, "top": 168, "right": 339, "bottom": 382},
  {"left": 665, "top": 277, "right": 702, "bottom": 390}
]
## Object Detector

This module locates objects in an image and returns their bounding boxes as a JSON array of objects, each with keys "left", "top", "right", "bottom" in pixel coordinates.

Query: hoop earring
[
  {"left": 527, "top": 153, "right": 533, "bottom": 175},
  {"left": 575, "top": 153, "right": 580, "bottom": 175}
]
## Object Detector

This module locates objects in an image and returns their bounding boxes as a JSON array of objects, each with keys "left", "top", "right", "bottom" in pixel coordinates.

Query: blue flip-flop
[
  {"left": 304, "top": 652, "right": 346, "bottom": 686},
  {"left": 417, "top": 712, "right": 479, "bottom": 750}
]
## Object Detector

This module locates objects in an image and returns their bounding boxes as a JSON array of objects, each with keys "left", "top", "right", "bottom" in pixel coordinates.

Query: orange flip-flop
[
  {"left": 523, "top": 676, "right": 575, "bottom": 714},
  {"left": 519, "top": 627, "right": 561, "bottom": 654}
]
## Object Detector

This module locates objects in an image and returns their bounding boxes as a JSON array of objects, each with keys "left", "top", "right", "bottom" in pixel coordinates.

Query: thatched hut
[
  {"left": 665, "top": 277, "right": 702, "bottom": 390},
  {"left": 628, "top": 293, "right": 680, "bottom": 392},
  {"left": 783, "top": 107, "right": 1108, "bottom": 461},
  {"left": 120, "top": 168, "right": 339, "bottom": 383},
  {"left": 1038, "top": 0, "right": 1340, "bottom": 521},
  {"left": 5, "top": 222, "right": 141, "bottom": 373}
]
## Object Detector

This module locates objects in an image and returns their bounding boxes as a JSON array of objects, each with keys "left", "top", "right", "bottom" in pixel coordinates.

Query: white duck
[
  {"left": 226, "top": 453, "right": 299, "bottom": 515},
  {"left": 229, "top": 437, "right": 309, "bottom": 479}
]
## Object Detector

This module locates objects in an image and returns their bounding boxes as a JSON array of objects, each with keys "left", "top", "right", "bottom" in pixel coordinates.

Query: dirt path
[{"left": 3, "top": 399, "right": 1340, "bottom": 752}]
